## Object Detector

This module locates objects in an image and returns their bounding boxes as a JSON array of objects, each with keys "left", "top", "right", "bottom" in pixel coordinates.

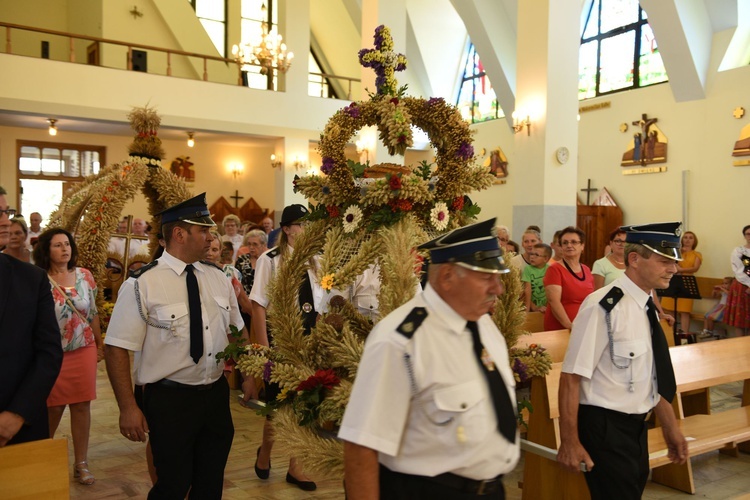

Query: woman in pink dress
[{"left": 34, "top": 228, "right": 103, "bottom": 485}]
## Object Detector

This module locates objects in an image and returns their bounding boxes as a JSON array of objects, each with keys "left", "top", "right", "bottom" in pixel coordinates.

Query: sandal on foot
[{"left": 74, "top": 461, "right": 95, "bottom": 485}]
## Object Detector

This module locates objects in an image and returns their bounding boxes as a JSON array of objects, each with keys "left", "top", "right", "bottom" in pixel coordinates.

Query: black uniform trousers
[
  {"left": 379, "top": 465, "right": 505, "bottom": 500},
  {"left": 143, "top": 376, "right": 234, "bottom": 500},
  {"left": 578, "top": 404, "right": 649, "bottom": 500}
]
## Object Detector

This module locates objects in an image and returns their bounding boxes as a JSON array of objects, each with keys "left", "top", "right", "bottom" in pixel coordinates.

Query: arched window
[
  {"left": 579, "top": 0, "right": 668, "bottom": 100},
  {"left": 456, "top": 42, "right": 503, "bottom": 124}
]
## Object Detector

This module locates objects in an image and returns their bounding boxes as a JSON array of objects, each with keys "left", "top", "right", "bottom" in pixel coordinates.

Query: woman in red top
[{"left": 544, "top": 226, "right": 594, "bottom": 330}]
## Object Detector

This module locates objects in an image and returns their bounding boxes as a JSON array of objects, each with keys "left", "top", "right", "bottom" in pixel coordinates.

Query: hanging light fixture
[
  {"left": 47, "top": 118, "right": 58, "bottom": 136},
  {"left": 187, "top": 131, "right": 195, "bottom": 148},
  {"left": 231, "top": 3, "right": 294, "bottom": 76}
]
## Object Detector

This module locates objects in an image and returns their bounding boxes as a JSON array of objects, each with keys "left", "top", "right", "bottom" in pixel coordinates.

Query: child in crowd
[
  {"left": 522, "top": 243, "right": 552, "bottom": 313},
  {"left": 700, "top": 276, "right": 734, "bottom": 338}
]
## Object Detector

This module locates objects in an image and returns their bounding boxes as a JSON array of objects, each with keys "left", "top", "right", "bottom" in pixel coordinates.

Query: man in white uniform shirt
[
  {"left": 105, "top": 194, "right": 245, "bottom": 500},
  {"left": 340, "top": 218, "right": 519, "bottom": 500},
  {"left": 558, "top": 222, "right": 688, "bottom": 499}
]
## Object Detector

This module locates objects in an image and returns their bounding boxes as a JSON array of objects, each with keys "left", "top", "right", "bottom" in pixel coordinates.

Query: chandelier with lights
[{"left": 231, "top": 3, "right": 294, "bottom": 76}]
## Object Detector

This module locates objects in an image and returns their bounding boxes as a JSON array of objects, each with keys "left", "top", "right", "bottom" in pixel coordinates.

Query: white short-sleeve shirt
[
  {"left": 338, "top": 285, "right": 520, "bottom": 480},
  {"left": 104, "top": 250, "right": 244, "bottom": 386},
  {"left": 562, "top": 274, "right": 660, "bottom": 414}
]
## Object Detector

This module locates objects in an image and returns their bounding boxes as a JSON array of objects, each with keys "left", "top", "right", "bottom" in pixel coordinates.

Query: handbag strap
[{"left": 48, "top": 273, "right": 90, "bottom": 326}]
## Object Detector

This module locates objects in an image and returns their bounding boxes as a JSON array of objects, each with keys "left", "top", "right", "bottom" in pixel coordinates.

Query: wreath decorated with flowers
[{"left": 234, "top": 26, "right": 550, "bottom": 478}]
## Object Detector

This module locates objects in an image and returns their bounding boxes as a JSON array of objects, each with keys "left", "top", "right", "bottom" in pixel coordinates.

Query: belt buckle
[{"left": 477, "top": 479, "right": 491, "bottom": 495}]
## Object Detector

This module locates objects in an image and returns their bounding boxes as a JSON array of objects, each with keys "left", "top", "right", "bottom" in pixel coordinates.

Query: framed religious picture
[
  {"left": 170, "top": 155, "right": 195, "bottom": 183},
  {"left": 483, "top": 147, "right": 508, "bottom": 183}
]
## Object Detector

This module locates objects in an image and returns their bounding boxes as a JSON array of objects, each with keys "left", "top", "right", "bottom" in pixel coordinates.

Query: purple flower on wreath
[
  {"left": 374, "top": 25, "right": 386, "bottom": 49},
  {"left": 344, "top": 103, "right": 360, "bottom": 118},
  {"left": 263, "top": 360, "right": 275, "bottom": 383},
  {"left": 513, "top": 358, "right": 530, "bottom": 383},
  {"left": 321, "top": 157, "right": 335, "bottom": 175},
  {"left": 428, "top": 97, "right": 445, "bottom": 106},
  {"left": 457, "top": 142, "right": 474, "bottom": 160}
]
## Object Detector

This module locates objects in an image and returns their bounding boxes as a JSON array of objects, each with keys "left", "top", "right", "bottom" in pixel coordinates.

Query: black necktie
[
  {"left": 646, "top": 297, "right": 676, "bottom": 403},
  {"left": 186, "top": 264, "right": 203, "bottom": 364},
  {"left": 467, "top": 321, "right": 517, "bottom": 443}
]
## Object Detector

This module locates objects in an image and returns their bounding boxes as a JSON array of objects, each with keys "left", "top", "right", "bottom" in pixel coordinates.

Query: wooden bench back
[
  {"left": 516, "top": 329, "right": 570, "bottom": 362},
  {"left": 670, "top": 336, "right": 750, "bottom": 392},
  {"left": 695, "top": 276, "right": 725, "bottom": 299},
  {"left": 542, "top": 337, "right": 750, "bottom": 421},
  {"left": 0, "top": 438, "right": 69, "bottom": 499},
  {"left": 522, "top": 311, "right": 545, "bottom": 333}
]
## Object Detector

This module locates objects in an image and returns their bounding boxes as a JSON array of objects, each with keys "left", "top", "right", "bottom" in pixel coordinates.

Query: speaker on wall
[
  {"left": 41, "top": 41, "right": 49, "bottom": 59},
  {"left": 131, "top": 49, "right": 148, "bottom": 72}
]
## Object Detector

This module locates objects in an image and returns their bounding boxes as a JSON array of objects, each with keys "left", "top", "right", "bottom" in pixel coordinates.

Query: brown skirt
[{"left": 47, "top": 344, "right": 97, "bottom": 406}]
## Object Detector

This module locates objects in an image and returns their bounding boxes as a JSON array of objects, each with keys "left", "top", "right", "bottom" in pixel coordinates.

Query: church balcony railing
[{"left": 1, "top": 22, "right": 359, "bottom": 98}]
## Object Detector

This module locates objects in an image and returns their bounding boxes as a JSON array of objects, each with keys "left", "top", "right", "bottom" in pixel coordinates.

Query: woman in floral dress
[{"left": 34, "top": 228, "right": 103, "bottom": 485}]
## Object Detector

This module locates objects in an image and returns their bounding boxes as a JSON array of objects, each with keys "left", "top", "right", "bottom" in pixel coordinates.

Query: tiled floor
[{"left": 55, "top": 364, "right": 750, "bottom": 499}]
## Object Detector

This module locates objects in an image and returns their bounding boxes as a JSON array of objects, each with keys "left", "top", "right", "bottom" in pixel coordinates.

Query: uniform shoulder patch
[
  {"left": 396, "top": 307, "right": 428, "bottom": 339},
  {"left": 266, "top": 246, "right": 280, "bottom": 258},
  {"left": 129, "top": 260, "right": 158, "bottom": 279},
  {"left": 200, "top": 260, "right": 224, "bottom": 272},
  {"left": 599, "top": 286, "right": 624, "bottom": 312}
]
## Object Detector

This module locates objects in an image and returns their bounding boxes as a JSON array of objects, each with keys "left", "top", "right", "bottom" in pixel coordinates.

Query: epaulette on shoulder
[
  {"left": 129, "top": 260, "right": 158, "bottom": 279},
  {"left": 266, "top": 246, "right": 280, "bottom": 258},
  {"left": 599, "top": 286, "right": 624, "bottom": 313},
  {"left": 396, "top": 307, "right": 428, "bottom": 339},
  {"left": 200, "top": 260, "right": 224, "bottom": 272}
]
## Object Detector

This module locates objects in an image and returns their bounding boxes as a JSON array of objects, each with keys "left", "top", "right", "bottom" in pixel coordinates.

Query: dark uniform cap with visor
[
  {"left": 620, "top": 221, "right": 683, "bottom": 261},
  {"left": 418, "top": 217, "right": 508, "bottom": 274},
  {"left": 157, "top": 193, "right": 216, "bottom": 227},
  {"left": 280, "top": 204, "right": 309, "bottom": 227}
]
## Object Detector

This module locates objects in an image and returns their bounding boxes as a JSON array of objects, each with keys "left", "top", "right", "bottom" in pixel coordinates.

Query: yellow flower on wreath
[{"left": 320, "top": 273, "right": 335, "bottom": 291}]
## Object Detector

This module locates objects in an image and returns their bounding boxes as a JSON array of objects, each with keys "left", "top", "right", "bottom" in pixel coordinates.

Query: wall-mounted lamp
[
  {"left": 230, "top": 162, "right": 244, "bottom": 179},
  {"left": 511, "top": 111, "right": 531, "bottom": 136},
  {"left": 292, "top": 156, "right": 307, "bottom": 171},
  {"left": 48, "top": 118, "right": 58, "bottom": 136},
  {"left": 270, "top": 153, "right": 282, "bottom": 169},
  {"left": 187, "top": 132, "right": 195, "bottom": 148}
]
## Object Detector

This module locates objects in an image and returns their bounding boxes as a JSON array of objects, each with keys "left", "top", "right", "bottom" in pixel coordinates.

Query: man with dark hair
[
  {"left": 105, "top": 193, "right": 245, "bottom": 499},
  {"left": 558, "top": 222, "right": 688, "bottom": 499},
  {"left": 340, "top": 218, "right": 519, "bottom": 499},
  {"left": 0, "top": 186, "right": 62, "bottom": 447}
]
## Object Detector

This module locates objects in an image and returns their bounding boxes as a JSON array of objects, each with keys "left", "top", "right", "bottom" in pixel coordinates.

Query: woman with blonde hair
[{"left": 660, "top": 231, "right": 702, "bottom": 334}]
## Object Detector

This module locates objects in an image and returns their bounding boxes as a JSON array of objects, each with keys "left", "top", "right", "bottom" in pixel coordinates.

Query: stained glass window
[
  {"left": 456, "top": 42, "right": 503, "bottom": 124},
  {"left": 579, "top": 0, "right": 667, "bottom": 100}
]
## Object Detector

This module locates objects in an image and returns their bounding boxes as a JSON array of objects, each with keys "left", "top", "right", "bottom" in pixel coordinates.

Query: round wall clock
[{"left": 555, "top": 146, "right": 569, "bottom": 164}]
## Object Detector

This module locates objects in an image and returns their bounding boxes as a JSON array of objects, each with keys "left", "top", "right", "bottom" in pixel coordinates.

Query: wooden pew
[
  {"left": 521, "top": 336, "right": 750, "bottom": 498},
  {"left": 521, "top": 311, "right": 545, "bottom": 333},
  {"left": 649, "top": 336, "right": 750, "bottom": 493},
  {"left": 0, "top": 438, "right": 69, "bottom": 499}
]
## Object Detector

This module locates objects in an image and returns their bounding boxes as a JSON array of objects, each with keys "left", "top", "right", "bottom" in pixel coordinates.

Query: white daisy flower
[
  {"left": 343, "top": 205, "right": 363, "bottom": 233},
  {"left": 430, "top": 202, "right": 449, "bottom": 231}
]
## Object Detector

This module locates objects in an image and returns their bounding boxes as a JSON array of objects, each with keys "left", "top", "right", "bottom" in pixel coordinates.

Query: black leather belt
[
  {"left": 427, "top": 472, "right": 504, "bottom": 495},
  {"left": 581, "top": 404, "right": 652, "bottom": 422},
  {"left": 153, "top": 378, "right": 220, "bottom": 391}
]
